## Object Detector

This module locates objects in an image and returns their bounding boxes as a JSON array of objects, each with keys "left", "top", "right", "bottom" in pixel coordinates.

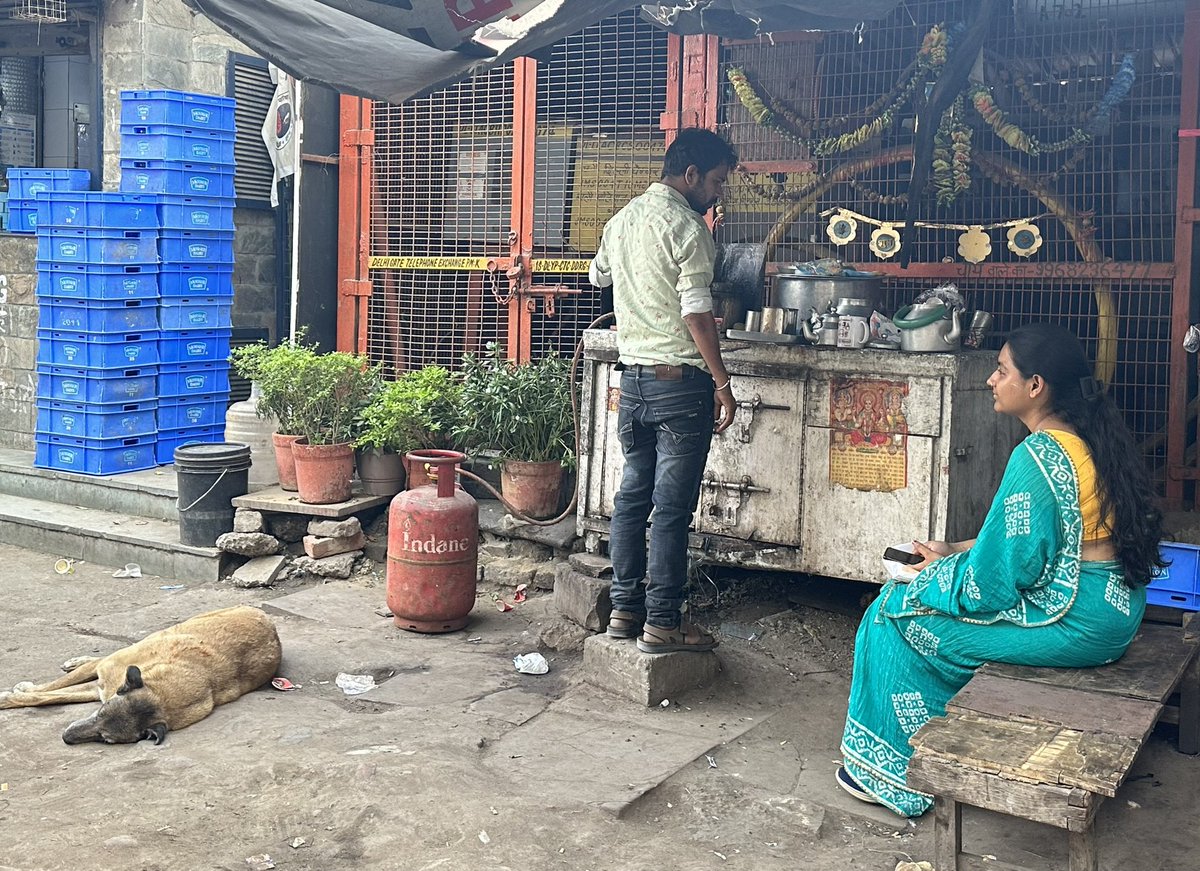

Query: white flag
[{"left": 261, "top": 64, "right": 297, "bottom": 208}]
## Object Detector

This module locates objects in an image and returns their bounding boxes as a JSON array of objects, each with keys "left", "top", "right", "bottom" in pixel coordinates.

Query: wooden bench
[{"left": 907, "top": 617, "right": 1199, "bottom": 871}]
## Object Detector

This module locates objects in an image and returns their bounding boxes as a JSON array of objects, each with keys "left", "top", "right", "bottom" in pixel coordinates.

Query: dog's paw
[
  {"left": 12, "top": 681, "right": 36, "bottom": 693},
  {"left": 60, "top": 656, "right": 99, "bottom": 672}
]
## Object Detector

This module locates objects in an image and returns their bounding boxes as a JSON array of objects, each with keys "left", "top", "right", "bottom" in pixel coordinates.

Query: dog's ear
[
  {"left": 139, "top": 723, "right": 168, "bottom": 745},
  {"left": 117, "top": 666, "right": 144, "bottom": 695}
]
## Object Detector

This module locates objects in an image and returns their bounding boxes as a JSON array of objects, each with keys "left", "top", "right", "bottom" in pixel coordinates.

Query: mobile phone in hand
[{"left": 883, "top": 546, "right": 923, "bottom": 565}]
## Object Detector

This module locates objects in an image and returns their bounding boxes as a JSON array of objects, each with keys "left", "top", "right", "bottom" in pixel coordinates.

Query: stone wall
[
  {"left": 0, "top": 1, "right": 281, "bottom": 450},
  {"left": 0, "top": 236, "right": 39, "bottom": 451}
]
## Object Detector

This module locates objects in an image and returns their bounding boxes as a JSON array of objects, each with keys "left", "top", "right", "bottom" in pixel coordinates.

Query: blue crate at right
[
  {"left": 159, "top": 297, "right": 233, "bottom": 330},
  {"left": 120, "top": 90, "right": 236, "bottom": 132},
  {"left": 38, "top": 264, "right": 159, "bottom": 301},
  {"left": 35, "top": 191, "right": 158, "bottom": 230},
  {"left": 157, "top": 195, "right": 235, "bottom": 231},
  {"left": 7, "top": 168, "right": 91, "bottom": 200},
  {"left": 120, "top": 160, "right": 235, "bottom": 198},
  {"left": 120, "top": 125, "right": 236, "bottom": 165},
  {"left": 160, "top": 361, "right": 230, "bottom": 397},
  {"left": 37, "top": 228, "right": 158, "bottom": 265},
  {"left": 1148, "top": 542, "right": 1200, "bottom": 610},
  {"left": 159, "top": 264, "right": 233, "bottom": 297},
  {"left": 37, "top": 365, "right": 158, "bottom": 404},
  {"left": 38, "top": 297, "right": 158, "bottom": 333},
  {"left": 156, "top": 425, "right": 225, "bottom": 465},
  {"left": 36, "top": 399, "right": 157, "bottom": 440},
  {"left": 37, "top": 330, "right": 160, "bottom": 369},
  {"left": 159, "top": 329, "right": 232, "bottom": 363},
  {"left": 35, "top": 432, "right": 157, "bottom": 476},
  {"left": 158, "top": 230, "right": 235, "bottom": 265},
  {"left": 158, "top": 394, "right": 228, "bottom": 429}
]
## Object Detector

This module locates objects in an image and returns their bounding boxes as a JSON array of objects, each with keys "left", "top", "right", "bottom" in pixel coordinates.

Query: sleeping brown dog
[{"left": 0, "top": 605, "right": 281, "bottom": 745}]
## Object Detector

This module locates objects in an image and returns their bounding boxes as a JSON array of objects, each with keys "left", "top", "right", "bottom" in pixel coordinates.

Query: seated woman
[{"left": 837, "top": 323, "right": 1164, "bottom": 816}]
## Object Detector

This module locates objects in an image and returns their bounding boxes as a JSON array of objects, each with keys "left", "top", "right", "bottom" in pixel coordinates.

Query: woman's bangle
[{"left": 714, "top": 377, "right": 731, "bottom": 392}]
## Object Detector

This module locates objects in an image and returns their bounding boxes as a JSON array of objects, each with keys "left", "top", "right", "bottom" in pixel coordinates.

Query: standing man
[{"left": 588, "top": 128, "right": 738, "bottom": 654}]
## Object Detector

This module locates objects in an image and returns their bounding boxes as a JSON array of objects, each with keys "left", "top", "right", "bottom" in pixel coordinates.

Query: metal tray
[{"left": 726, "top": 329, "right": 803, "bottom": 345}]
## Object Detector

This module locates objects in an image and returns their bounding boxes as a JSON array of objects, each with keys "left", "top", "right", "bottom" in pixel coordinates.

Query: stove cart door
[
  {"left": 800, "top": 373, "right": 946, "bottom": 583},
  {"left": 696, "top": 374, "right": 805, "bottom": 545}
]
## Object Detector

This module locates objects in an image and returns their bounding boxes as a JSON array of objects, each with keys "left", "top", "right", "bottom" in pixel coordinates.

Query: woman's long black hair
[{"left": 1006, "top": 323, "right": 1164, "bottom": 586}]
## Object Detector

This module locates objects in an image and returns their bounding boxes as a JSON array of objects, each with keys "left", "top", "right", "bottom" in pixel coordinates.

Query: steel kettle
[
  {"left": 892, "top": 302, "right": 962, "bottom": 352},
  {"left": 801, "top": 308, "right": 840, "bottom": 346}
]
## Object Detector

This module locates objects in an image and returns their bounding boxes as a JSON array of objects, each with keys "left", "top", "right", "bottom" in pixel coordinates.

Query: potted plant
[
  {"left": 229, "top": 337, "right": 317, "bottom": 491},
  {"left": 453, "top": 343, "right": 574, "bottom": 519},
  {"left": 289, "top": 351, "right": 381, "bottom": 504},
  {"left": 353, "top": 365, "right": 462, "bottom": 496}
]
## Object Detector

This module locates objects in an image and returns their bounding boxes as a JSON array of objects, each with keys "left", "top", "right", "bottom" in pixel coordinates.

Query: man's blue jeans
[{"left": 608, "top": 366, "right": 714, "bottom": 629}]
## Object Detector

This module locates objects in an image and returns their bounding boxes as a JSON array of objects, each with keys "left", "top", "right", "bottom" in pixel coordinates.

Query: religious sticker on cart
[{"left": 828, "top": 377, "right": 909, "bottom": 492}]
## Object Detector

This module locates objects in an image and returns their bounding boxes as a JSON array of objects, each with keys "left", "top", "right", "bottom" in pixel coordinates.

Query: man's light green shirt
[{"left": 588, "top": 182, "right": 715, "bottom": 370}]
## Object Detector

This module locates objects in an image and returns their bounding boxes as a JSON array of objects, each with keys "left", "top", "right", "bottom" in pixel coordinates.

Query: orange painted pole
[{"left": 336, "top": 96, "right": 374, "bottom": 354}]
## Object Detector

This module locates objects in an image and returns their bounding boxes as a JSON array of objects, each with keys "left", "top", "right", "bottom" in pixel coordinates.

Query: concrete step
[
  {"left": 0, "top": 492, "right": 226, "bottom": 583},
  {"left": 0, "top": 448, "right": 179, "bottom": 521}
]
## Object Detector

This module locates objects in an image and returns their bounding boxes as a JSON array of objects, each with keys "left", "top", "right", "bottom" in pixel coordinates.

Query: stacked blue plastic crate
[
  {"left": 33, "top": 190, "right": 160, "bottom": 475},
  {"left": 119, "top": 90, "right": 237, "bottom": 464},
  {"left": 5, "top": 168, "right": 90, "bottom": 234}
]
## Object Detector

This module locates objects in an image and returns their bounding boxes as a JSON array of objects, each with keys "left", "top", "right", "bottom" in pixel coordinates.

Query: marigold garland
[{"left": 932, "top": 96, "right": 972, "bottom": 206}]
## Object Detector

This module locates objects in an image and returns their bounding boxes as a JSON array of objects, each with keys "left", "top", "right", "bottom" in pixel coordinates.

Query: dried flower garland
[
  {"left": 932, "top": 96, "right": 971, "bottom": 206},
  {"left": 970, "top": 53, "right": 1136, "bottom": 156}
]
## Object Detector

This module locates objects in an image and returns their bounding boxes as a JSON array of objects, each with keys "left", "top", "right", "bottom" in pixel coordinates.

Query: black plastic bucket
[{"left": 175, "top": 442, "right": 252, "bottom": 546}]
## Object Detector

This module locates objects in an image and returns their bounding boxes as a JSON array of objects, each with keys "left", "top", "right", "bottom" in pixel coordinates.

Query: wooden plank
[
  {"left": 1068, "top": 830, "right": 1098, "bottom": 871},
  {"left": 907, "top": 753, "right": 1095, "bottom": 829},
  {"left": 909, "top": 713, "right": 1138, "bottom": 797},
  {"left": 933, "top": 797, "right": 962, "bottom": 871},
  {"left": 961, "top": 855, "right": 1046, "bottom": 871},
  {"left": 1180, "top": 654, "right": 1200, "bottom": 754},
  {"left": 979, "top": 623, "right": 1199, "bottom": 704},
  {"left": 947, "top": 673, "right": 1162, "bottom": 742}
]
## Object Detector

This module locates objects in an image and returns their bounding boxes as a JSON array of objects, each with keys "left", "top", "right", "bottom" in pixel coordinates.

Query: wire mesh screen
[
  {"left": 529, "top": 9, "right": 669, "bottom": 359},
  {"left": 368, "top": 66, "right": 515, "bottom": 375},
  {"left": 716, "top": 0, "right": 1186, "bottom": 480}
]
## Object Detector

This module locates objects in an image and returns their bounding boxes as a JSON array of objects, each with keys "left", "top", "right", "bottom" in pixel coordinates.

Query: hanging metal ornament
[
  {"left": 826, "top": 212, "right": 858, "bottom": 246},
  {"left": 958, "top": 226, "right": 992, "bottom": 264},
  {"left": 1006, "top": 221, "right": 1043, "bottom": 257},
  {"left": 869, "top": 223, "right": 901, "bottom": 260}
]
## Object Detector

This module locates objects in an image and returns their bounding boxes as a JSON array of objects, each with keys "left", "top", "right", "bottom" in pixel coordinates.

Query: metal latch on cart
[
  {"left": 732, "top": 394, "right": 792, "bottom": 443},
  {"left": 701, "top": 475, "right": 771, "bottom": 527}
]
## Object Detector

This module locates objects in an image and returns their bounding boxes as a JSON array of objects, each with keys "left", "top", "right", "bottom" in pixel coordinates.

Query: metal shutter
[{"left": 228, "top": 57, "right": 274, "bottom": 205}]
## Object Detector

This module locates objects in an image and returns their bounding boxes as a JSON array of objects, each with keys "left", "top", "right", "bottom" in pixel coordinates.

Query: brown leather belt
[{"left": 622, "top": 363, "right": 699, "bottom": 380}]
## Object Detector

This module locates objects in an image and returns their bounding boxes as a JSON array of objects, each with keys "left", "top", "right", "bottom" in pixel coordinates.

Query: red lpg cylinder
[{"left": 387, "top": 450, "right": 479, "bottom": 633}]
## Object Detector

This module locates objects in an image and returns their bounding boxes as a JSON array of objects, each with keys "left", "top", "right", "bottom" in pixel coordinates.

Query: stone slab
[
  {"left": 568, "top": 551, "right": 613, "bottom": 578},
  {"left": 231, "top": 554, "right": 287, "bottom": 588},
  {"left": 478, "top": 500, "right": 578, "bottom": 551},
  {"left": 582, "top": 633, "right": 722, "bottom": 706},
  {"left": 303, "top": 531, "right": 367, "bottom": 559},
  {"left": 233, "top": 509, "right": 265, "bottom": 533},
  {"left": 308, "top": 517, "right": 362, "bottom": 538},
  {"left": 231, "top": 485, "right": 389, "bottom": 518},
  {"left": 259, "top": 581, "right": 384, "bottom": 630},
  {"left": 554, "top": 566, "right": 612, "bottom": 631}
]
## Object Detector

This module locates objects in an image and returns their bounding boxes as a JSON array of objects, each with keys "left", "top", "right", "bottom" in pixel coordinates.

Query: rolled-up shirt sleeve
[
  {"left": 674, "top": 227, "right": 715, "bottom": 315},
  {"left": 588, "top": 240, "right": 613, "bottom": 288}
]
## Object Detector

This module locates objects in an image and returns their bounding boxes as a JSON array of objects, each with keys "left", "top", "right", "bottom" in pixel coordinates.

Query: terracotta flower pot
[
  {"left": 272, "top": 432, "right": 303, "bottom": 492},
  {"left": 500, "top": 459, "right": 563, "bottom": 520},
  {"left": 292, "top": 439, "right": 355, "bottom": 504}
]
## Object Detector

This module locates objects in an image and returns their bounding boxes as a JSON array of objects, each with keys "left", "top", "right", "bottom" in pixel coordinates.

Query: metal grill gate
[
  {"left": 355, "top": 9, "right": 669, "bottom": 373},
  {"left": 710, "top": 0, "right": 1192, "bottom": 494}
]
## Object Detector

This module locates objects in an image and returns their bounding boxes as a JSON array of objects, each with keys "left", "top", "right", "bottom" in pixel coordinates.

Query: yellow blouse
[{"left": 1045, "top": 430, "right": 1112, "bottom": 541}]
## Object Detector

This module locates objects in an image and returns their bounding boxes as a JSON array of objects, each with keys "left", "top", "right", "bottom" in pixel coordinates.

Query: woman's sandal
[{"left": 835, "top": 765, "right": 882, "bottom": 805}]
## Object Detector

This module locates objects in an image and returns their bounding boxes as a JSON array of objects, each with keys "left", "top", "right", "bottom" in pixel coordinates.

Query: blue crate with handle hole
[
  {"left": 37, "top": 330, "right": 160, "bottom": 369},
  {"left": 37, "top": 263, "right": 158, "bottom": 301},
  {"left": 119, "top": 125, "right": 236, "bottom": 164},
  {"left": 36, "top": 228, "right": 158, "bottom": 265},
  {"left": 159, "top": 361, "right": 230, "bottom": 397},
  {"left": 120, "top": 160, "right": 235, "bottom": 198},
  {"left": 35, "top": 191, "right": 158, "bottom": 229},
  {"left": 35, "top": 433, "right": 156, "bottom": 476},
  {"left": 158, "top": 394, "right": 229, "bottom": 429},
  {"left": 120, "top": 90, "right": 235, "bottom": 131},
  {"left": 1148, "top": 542, "right": 1200, "bottom": 610},
  {"left": 37, "top": 365, "right": 157, "bottom": 404},
  {"left": 36, "top": 399, "right": 157, "bottom": 440},
  {"left": 158, "top": 264, "right": 233, "bottom": 297},
  {"left": 38, "top": 297, "right": 158, "bottom": 334}
]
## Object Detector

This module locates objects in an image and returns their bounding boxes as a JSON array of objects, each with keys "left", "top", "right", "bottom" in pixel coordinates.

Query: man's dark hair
[{"left": 661, "top": 128, "right": 738, "bottom": 178}]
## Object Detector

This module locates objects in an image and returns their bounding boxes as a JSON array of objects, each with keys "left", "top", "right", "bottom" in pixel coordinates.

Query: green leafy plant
[
  {"left": 289, "top": 351, "right": 382, "bottom": 446},
  {"left": 454, "top": 343, "right": 574, "bottom": 465},
  {"left": 353, "top": 366, "right": 462, "bottom": 454},
  {"left": 229, "top": 336, "right": 319, "bottom": 435}
]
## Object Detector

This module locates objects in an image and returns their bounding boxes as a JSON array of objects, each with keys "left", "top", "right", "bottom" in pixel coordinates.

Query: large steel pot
[{"left": 770, "top": 273, "right": 882, "bottom": 320}]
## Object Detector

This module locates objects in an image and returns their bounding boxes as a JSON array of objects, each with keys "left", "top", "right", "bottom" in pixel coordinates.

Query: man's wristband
[{"left": 714, "top": 378, "right": 731, "bottom": 392}]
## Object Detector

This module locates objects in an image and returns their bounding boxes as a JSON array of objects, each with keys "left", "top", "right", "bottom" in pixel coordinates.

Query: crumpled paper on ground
[
  {"left": 335, "top": 672, "right": 376, "bottom": 695},
  {"left": 512, "top": 652, "right": 549, "bottom": 675},
  {"left": 895, "top": 862, "right": 934, "bottom": 871}
]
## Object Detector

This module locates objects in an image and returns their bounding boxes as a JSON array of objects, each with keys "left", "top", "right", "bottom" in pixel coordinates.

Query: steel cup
[{"left": 963, "top": 311, "right": 993, "bottom": 350}]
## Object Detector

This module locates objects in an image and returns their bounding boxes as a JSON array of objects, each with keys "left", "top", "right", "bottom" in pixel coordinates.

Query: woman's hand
[{"left": 910, "top": 540, "right": 954, "bottom": 571}]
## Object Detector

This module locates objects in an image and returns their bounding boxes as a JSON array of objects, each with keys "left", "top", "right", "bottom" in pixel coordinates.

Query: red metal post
[
  {"left": 1167, "top": 2, "right": 1200, "bottom": 503},
  {"left": 336, "top": 96, "right": 374, "bottom": 354},
  {"left": 508, "top": 57, "right": 538, "bottom": 363},
  {"left": 661, "top": 34, "right": 683, "bottom": 146}
]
